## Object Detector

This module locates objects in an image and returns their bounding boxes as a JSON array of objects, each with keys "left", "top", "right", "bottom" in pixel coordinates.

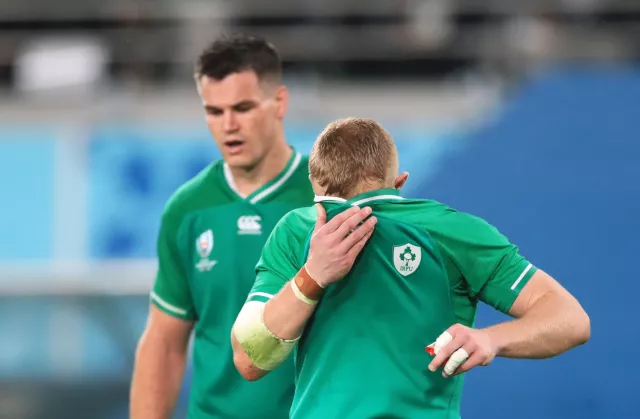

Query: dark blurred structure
[{"left": 0, "top": 0, "right": 639, "bottom": 88}]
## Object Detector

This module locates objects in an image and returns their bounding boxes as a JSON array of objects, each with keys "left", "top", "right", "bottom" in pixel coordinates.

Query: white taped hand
[{"left": 426, "top": 330, "right": 470, "bottom": 378}]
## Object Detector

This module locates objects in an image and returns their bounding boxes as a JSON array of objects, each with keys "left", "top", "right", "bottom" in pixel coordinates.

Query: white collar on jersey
[
  {"left": 223, "top": 151, "right": 302, "bottom": 203},
  {"left": 223, "top": 163, "right": 247, "bottom": 198},
  {"left": 314, "top": 194, "right": 404, "bottom": 207},
  {"left": 314, "top": 196, "right": 346, "bottom": 203}
]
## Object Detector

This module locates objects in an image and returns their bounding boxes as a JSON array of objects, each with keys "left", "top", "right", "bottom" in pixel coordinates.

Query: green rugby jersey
[
  {"left": 151, "top": 150, "right": 314, "bottom": 419},
  {"left": 248, "top": 188, "right": 537, "bottom": 419}
]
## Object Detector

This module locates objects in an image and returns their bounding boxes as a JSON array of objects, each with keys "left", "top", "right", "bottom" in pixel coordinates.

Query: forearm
[
  {"left": 485, "top": 291, "right": 590, "bottom": 359},
  {"left": 263, "top": 280, "right": 317, "bottom": 339},
  {"left": 130, "top": 339, "right": 187, "bottom": 419},
  {"left": 232, "top": 267, "right": 323, "bottom": 379}
]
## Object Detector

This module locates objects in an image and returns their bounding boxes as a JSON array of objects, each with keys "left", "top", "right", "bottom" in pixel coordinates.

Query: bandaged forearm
[
  {"left": 234, "top": 267, "right": 322, "bottom": 371},
  {"left": 262, "top": 266, "right": 322, "bottom": 340},
  {"left": 233, "top": 301, "right": 299, "bottom": 371}
]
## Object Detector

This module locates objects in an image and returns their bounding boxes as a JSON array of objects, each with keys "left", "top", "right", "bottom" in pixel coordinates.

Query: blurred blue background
[{"left": 1, "top": 2, "right": 639, "bottom": 419}]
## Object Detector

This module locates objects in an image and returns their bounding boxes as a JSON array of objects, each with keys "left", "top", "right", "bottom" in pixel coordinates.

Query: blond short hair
[{"left": 309, "top": 118, "right": 396, "bottom": 198}]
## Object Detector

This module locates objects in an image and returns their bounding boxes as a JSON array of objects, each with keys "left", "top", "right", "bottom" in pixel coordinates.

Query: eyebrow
[{"left": 204, "top": 100, "right": 256, "bottom": 111}]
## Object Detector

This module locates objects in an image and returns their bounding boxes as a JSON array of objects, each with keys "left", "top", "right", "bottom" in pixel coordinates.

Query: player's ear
[
  {"left": 274, "top": 85, "right": 289, "bottom": 119},
  {"left": 310, "top": 176, "right": 325, "bottom": 196},
  {"left": 394, "top": 172, "right": 409, "bottom": 190}
]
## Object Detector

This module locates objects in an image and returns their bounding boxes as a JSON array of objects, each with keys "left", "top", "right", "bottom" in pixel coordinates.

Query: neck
[
  {"left": 333, "top": 181, "right": 390, "bottom": 200},
  {"left": 228, "top": 140, "right": 292, "bottom": 197}
]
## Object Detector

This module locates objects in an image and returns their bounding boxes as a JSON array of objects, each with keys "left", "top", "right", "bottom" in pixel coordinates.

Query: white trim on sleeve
[
  {"left": 510, "top": 263, "right": 533, "bottom": 290},
  {"left": 151, "top": 291, "right": 188, "bottom": 316},
  {"left": 247, "top": 291, "right": 275, "bottom": 301}
]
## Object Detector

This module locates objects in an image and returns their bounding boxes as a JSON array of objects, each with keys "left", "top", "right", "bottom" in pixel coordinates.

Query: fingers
[
  {"left": 340, "top": 215, "right": 377, "bottom": 254},
  {"left": 313, "top": 204, "right": 327, "bottom": 234},
  {"left": 428, "top": 330, "right": 457, "bottom": 372},
  {"left": 450, "top": 350, "right": 484, "bottom": 376},
  {"left": 333, "top": 206, "right": 373, "bottom": 239},
  {"left": 427, "top": 325, "right": 492, "bottom": 378},
  {"left": 443, "top": 347, "right": 470, "bottom": 377},
  {"left": 346, "top": 226, "right": 375, "bottom": 260},
  {"left": 321, "top": 206, "right": 362, "bottom": 234}
]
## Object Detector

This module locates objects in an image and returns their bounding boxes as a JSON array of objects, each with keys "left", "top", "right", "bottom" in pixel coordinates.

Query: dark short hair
[{"left": 195, "top": 33, "right": 282, "bottom": 84}]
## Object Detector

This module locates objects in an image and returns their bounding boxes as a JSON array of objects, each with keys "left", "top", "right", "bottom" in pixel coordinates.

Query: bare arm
[
  {"left": 485, "top": 269, "right": 590, "bottom": 359},
  {"left": 130, "top": 305, "right": 194, "bottom": 419},
  {"left": 429, "top": 269, "right": 590, "bottom": 377}
]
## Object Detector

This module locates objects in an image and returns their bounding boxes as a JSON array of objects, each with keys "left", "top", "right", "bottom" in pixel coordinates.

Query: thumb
[{"left": 313, "top": 204, "right": 327, "bottom": 233}]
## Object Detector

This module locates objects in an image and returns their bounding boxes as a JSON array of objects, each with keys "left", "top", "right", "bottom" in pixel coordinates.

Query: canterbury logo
[{"left": 238, "top": 215, "right": 262, "bottom": 235}]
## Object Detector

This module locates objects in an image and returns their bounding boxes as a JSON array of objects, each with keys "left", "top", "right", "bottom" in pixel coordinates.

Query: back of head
[
  {"left": 195, "top": 33, "right": 282, "bottom": 84},
  {"left": 309, "top": 118, "right": 397, "bottom": 198}
]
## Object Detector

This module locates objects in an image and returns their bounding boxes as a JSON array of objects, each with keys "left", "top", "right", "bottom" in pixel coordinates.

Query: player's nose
[{"left": 222, "top": 111, "right": 239, "bottom": 133}]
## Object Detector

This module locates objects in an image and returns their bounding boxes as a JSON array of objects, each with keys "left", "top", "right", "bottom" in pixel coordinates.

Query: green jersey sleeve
[
  {"left": 151, "top": 209, "right": 197, "bottom": 320},
  {"left": 434, "top": 211, "right": 537, "bottom": 314},
  {"left": 247, "top": 210, "right": 312, "bottom": 304}
]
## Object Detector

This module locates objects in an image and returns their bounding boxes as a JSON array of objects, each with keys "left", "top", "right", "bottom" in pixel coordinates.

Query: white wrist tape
[
  {"left": 233, "top": 301, "right": 299, "bottom": 371},
  {"left": 290, "top": 280, "right": 318, "bottom": 305}
]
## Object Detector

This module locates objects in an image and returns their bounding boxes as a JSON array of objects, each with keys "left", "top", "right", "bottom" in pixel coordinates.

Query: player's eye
[
  {"left": 206, "top": 107, "right": 223, "bottom": 116},
  {"left": 233, "top": 102, "right": 255, "bottom": 113}
]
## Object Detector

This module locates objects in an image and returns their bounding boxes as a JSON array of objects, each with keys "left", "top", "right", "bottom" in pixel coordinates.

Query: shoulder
[
  {"left": 393, "top": 198, "right": 454, "bottom": 224},
  {"left": 263, "top": 205, "right": 317, "bottom": 250},
  {"left": 274, "top": 204, "right": 317, "bottom": 233},
  {"left": 162, "top": 160, "right": 224, "bottom": 223},
  {"left": 399, "top": 198, "right": 502, "bottom": 238}
]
